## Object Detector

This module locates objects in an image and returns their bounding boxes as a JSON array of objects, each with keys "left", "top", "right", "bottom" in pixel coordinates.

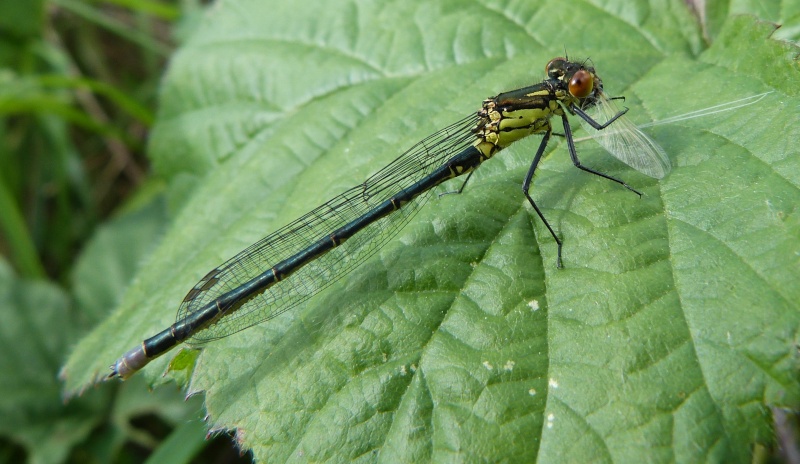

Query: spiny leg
[
  {"left": 560, "top": 112, "right": 642, "bottom": 196},
  {"left": 571, "top": 103, "right": 628, "bottom": 130},
  {"left": 438, "top": 170, "right": 475, "bottom": 198},
  {"left": 522, "top": 130, "right": 563, "bottom": 268}
]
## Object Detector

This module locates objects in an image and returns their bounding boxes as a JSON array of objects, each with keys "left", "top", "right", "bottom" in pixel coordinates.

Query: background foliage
[{"left": 1, "top": 0, "right": 799, "bottom": 463}]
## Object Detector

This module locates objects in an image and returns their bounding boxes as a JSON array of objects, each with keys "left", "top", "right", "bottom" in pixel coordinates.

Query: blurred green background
[{"left": 0, "top": 1, "right": 250, "bottom": 462}]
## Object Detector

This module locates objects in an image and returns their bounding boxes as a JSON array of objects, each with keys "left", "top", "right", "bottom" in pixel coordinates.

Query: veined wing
[
  {"left": 580, "top": 91, "right": 671, "bottom": 179},
  {"left": 177, "top": 114, "right": 479, "bottom": 344}
]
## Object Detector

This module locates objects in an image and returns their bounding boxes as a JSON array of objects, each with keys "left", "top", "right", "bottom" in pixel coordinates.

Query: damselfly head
[{"left": 546, "top": 57, "right": 603, "bottom": 105}]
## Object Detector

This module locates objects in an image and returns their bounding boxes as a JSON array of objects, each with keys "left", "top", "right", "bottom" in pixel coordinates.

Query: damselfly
[{"left": 109, "top": 57, "right": 669, "bottom": 379}]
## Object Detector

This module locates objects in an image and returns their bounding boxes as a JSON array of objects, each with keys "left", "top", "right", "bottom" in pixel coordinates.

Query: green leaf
[
  {"left": 0, "top": 0, "right": 43, "bottom": 40},
  {"left": 143, "top": 418, "right": 209, "bottom": 464},
  {"left": 64, "top": 2, "right": 800, "bottom": 462},
  {"left": 70, "top": 189, "right": 169, "bottom": 324},
  {"left": 0, "top": 259, "right": 110, "bottom": 464},
  {"left": 0, "top": 192, "right": 187, "bottom": 463}
]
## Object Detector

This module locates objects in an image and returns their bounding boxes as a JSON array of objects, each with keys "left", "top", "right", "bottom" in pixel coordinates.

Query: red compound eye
[{"left": 568, "top": 69, "right": 593, "bottom": 98}]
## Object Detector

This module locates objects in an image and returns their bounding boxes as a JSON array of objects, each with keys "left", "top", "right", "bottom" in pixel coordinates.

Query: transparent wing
[
  {"left": 176, "top": 114, "right": 479, "bottom": 345},
  {"left": 580, "top": 92, "right": 671, "bottom": 179}
]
